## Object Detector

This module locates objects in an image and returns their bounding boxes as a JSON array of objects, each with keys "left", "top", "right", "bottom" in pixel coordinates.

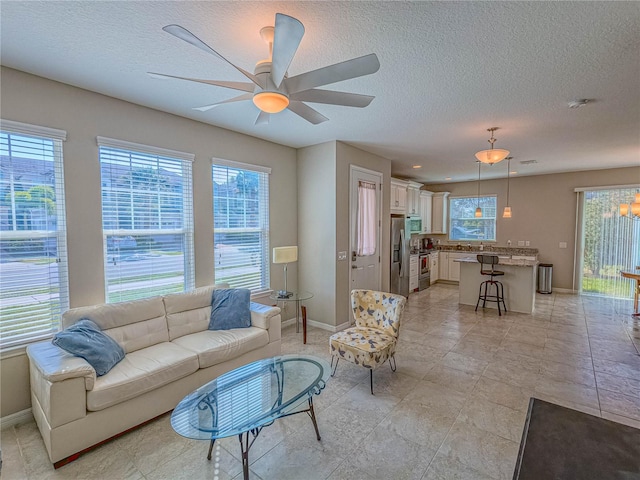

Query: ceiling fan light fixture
[
  {"left": 475, "top": 127, "right": 509, "bottom": 165},
  {"left": 253, "top": 91, "right": 289, "bottom": 113}
]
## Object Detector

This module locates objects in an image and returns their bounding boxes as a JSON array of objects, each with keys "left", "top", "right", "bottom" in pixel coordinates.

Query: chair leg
[
  {"left": 482, "top": 281, "right": 488, "bottom": 308},
  {"left": 330, "top": 356, "right": 339, "bottom": 376},
  {"left": 389, "top": 355, "right": 397, "bottom": 372},
  {"left": 496, "top": 281, "right": 501, "bottom": 316},
  {"left": 475, "top": 281, "right": 483, "bottom": 312},
  {"left": 369, "top": 369, "right": 374, "bottom": 395},
  {"left": 500, "top": 282, "right": 507, "bottom": 312}
]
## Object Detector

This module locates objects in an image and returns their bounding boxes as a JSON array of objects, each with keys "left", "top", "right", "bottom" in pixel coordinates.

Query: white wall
[
  {"left": 0, "top": 67, "right": 298, "bottom": 416},
  {"left": 297, "top": 142, "right": 338, "bottom": 326}
]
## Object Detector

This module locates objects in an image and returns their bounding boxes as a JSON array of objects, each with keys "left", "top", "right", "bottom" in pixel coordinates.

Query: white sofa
[{"left": 25, "top": 285, "right": 281, "bottom": 466}]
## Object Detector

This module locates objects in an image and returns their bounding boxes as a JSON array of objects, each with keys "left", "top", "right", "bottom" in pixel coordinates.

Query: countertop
[
  {"left": 454, "top": 255, "right": 538, "bottom": 267},
  {"left": 436, "top": 246, "right": 539, "bottom": 256}
]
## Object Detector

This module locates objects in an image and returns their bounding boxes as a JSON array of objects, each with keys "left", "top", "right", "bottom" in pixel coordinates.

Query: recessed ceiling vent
[{"left": 520, "top": 159, "right": 538, "bottom": 165}]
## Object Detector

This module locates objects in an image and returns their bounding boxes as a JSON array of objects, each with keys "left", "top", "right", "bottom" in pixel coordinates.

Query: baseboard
[
  {"left": 551, "top": 288, "right": 578, "bottom": 294},
  {"left": 281, "top": 317, "right": 350, "bottom": 332},
  {"left": 1, "top": 408, "right": 33, "bottom": 430}
]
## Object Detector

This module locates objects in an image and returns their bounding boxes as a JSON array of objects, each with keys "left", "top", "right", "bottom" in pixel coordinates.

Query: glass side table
[{"left": 269, "top": 291, "right": 313, "bottom": 344}]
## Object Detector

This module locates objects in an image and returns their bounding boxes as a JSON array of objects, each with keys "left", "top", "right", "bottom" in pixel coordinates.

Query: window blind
[
  {"left": 0, "top": 121, "right": 69, "bottom": 351},
  {"left": 98, "top": 139, "right": 195, "bottom": 303},
  {"left": 213, "top": 160, "right": 270, "bottom": 292}
]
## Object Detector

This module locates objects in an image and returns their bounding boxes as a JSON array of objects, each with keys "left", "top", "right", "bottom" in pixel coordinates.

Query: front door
[{"left": 350, "top": 166, "right": 382, "bottom": 292}]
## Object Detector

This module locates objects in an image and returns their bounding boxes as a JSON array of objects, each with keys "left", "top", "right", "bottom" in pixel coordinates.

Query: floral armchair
[{"left": 329, "top": 289, "right": 406, "bottom": 394}]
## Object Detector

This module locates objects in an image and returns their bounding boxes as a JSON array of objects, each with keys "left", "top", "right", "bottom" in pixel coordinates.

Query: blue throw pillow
[
  {"left": 209, "top": 288, "right": 251, "bottom": 330},
  {"left": 52, "top": 319, "right": 125, "bottom": 376}
]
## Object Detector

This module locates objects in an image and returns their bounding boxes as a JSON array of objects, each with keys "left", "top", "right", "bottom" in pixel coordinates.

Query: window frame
[
  {"left": 212, "top": 158, "right": 271, "bottom": 293},
  {"left": 97, "top": 137, "right": 195, "bottom": 303},
  {"left": 449, "top": 194, "right": 497, "bottom": 242},
  {"left": 0, "top": 119, "right": 69, "bottom": 352}
]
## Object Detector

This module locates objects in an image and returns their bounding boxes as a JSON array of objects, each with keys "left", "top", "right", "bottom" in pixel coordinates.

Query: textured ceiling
[{"left": 1, "top": 1, "right": 639, "bottom": 183}]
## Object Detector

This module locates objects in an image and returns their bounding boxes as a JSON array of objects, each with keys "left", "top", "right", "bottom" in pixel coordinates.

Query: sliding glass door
[{"left": 579, "top": 187, "right": 640, "bottom": 298}]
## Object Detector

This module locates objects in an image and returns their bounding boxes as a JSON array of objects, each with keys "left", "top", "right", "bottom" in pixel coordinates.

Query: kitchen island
[{"left": 455, "top": 256, "right": 538, "bottom": 314}]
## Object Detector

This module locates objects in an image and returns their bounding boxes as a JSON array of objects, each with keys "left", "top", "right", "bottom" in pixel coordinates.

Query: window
[
  {"left": 449, "top": 195, "right": 497, "bottom": 241},
  {"left": 98, "top": 137, "right": 194, "bottom": 303},
  {"left": 0, "top": 120, "right": 68, "bottom": 350},
  {"left": 213, "top": 160, "right": 270, "bottom": 292},
  {"left": 578, "top": 187, "right": 640, "bottom": 297}
]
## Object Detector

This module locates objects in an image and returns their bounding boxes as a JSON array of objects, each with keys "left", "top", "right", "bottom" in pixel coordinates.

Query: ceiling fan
[{"left": 148, "top": 13, "right": 380, "bottom": 125}]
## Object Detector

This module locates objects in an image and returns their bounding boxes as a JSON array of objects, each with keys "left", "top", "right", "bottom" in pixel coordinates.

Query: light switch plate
[
  {"left": 518, "top": 240, "right": 525, "bottom": 246},
  {"left": 525, "top": 241, "right": 530, "bottom": 246},
  {"left": 338, "top": 251, "right": 347, "bottom": 261},
  {"left": 559, "top": 242, "right": 567, "bottom": 249}
]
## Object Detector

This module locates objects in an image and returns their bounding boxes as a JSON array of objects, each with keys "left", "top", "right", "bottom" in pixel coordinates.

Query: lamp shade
[
  {"left": 503, "top": 206, "right": 512, "bottom": 218},
  {"left": 475, "top": 207, "right": 482, "bottom": 218},
  {"left": 620, "top": 203, "right": 630, "bottom": 216},
  {"left": 475, "top": 148, "right": 510, "bottom": 165},
  {"left": 253, "top": 91, "right": 289, "bottom": 113},
  {"left": 273, "top": 246, "right": 298, "bottom": 264}
]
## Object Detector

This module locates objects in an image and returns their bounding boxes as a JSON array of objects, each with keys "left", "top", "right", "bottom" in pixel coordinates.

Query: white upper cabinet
[
  {"left": 390, "top": 178, "right": 408, "bottom": 214},
  {"left": 406, "top": 182, "right": 422, "bottom": 216},
  {"left": 420, "top": 191, "right": 433, "bottom": 233},
  {"left": 431, "top": 192, "right": 450, "bottom": 234}
]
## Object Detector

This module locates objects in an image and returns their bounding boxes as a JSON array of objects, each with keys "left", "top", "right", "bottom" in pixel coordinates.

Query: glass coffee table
[{"left": 171, "top": 355, "right": 330, "bottom": 480}]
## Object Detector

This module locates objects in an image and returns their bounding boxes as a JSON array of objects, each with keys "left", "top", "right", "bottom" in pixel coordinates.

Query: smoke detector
[{"left": 568, "top": 99, "right": 589, "bottom": 109}]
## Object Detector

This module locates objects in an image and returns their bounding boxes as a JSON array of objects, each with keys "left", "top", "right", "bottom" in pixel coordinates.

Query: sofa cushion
[
  {"left": 164, "top": 285, "right": 217, "bottom": 340},
  {"left": 62, "top": 296, "right": 168, "bottom": 354},
  {"left": 86, "top": 342, "right": 198, "bottom": 411},
  {"left": 52, "top": 319, "right": 125, "bottom": 376},
  {"left": 209, "top": 288, "right": 251, "bottom": 330},
  {"left": 172, "top": 327, "right": 269, "bottom": 369}
]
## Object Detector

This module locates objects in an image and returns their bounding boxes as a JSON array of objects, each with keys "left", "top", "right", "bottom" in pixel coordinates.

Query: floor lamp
[{"left": 273, "top": 246, "right": 297, "bottom": 298}]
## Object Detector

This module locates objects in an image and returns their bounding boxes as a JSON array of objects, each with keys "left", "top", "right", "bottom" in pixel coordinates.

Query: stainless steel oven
[{"left": 419, "top": 253, "right": 430, "bottom": 290}]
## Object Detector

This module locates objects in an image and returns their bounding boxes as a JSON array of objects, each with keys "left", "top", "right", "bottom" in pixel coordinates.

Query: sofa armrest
[
  {"left": 26, "top": 342, "right": 96, "bottom": 391},
  {"left": 250, "top": 302, "right": 280, "bottom": 329}
]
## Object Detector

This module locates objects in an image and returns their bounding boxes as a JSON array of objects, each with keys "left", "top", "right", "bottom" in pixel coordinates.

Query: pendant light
[
  {"left": 619, "top": 191, "right": 640, "bottom": 219},
  {"left": 475, "top": 161, "right": 482, "bottom": 218},
  {"left": 503, "top": 157, "right": 513, "bottom": 218},
  {"left": 475, "top": 127, "right": 510, "bottom": 165}
]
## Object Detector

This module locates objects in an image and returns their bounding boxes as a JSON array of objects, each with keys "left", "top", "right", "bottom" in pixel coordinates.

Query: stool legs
[{"left": 476, "top": 279, "right": 507, "bottom": 316}]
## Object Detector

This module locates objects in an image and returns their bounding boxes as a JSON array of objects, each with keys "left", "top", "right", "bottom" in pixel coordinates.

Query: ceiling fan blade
[
  {"left": 290, "top": 89, "right": 374, "bottom": 108},
  {"left": 162, "top": 25, "right": 262, "bottom": 87},
  {"left": 284, "top": 53, "right": 380, "bottom": 94},
  {"left": 148, "top": 72, "right": 255, "bottom": 92},
  {"left": 271, "top": 13, "right": 305, "bottom": 89},
  {"left": 193, "top": 93, "right": 253, "bottom": 112},
  {"left": 255, "top": 111, "right": 271, "bottom": 125},
  {"left": 287, "top": 101, "right": 329, "bottom": 125}
]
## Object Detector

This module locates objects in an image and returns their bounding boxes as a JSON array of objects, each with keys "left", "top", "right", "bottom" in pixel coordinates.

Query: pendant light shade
[
  {"left": 475, "top": 127, "right": 509, "bottom": 165},
  {"left": 502, "top": 157, "right": 513, "bottom": 218},
  {"left": 475, "top": 161, "right": 482, "bottom": 218}
]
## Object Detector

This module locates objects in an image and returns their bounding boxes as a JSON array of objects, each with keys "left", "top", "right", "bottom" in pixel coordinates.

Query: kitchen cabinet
[
  {"left": 437, "top": 251, "right": 466, "bottom": 281},
  {"left": 448, "top": 252, "right": 462, "bottom": 281},
  {"left": 406, "top": 182, "right": 422, "bottom": 215},
  {"left": 420, "top": 191, "right": 433, "bottom": 233},
  {"left": 431, "top": 192, "right": 450, "bottom": 234},
  {"left": 430, "top": 252, "right": 439, "bottom": 284},
  {"left": 439, "top": 252, "right": 449, "bottom": 280},
  {"left": 391, "top": 179, "right": 408, "bottom": 214},
  {"left": 409, "top": 254, "right": 419, "bottom": 291}
]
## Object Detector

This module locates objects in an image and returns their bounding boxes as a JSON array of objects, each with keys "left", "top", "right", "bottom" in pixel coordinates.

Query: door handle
[{"left": 352, "top": 265, "right": 359, "bottom": 269}]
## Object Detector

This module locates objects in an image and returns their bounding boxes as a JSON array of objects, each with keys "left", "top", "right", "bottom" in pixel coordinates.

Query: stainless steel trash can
[{"left": 538, "top": 263, "right": 553, "bottom": 294}]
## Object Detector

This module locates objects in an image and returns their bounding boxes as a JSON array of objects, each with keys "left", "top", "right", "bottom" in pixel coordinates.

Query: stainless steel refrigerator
[{"left": 390, "top": 215, "right": 410, "bottom": 297}]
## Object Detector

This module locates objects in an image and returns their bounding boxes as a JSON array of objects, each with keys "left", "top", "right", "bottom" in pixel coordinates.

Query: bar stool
[{"left": 475, "top": 254, "right": 507, "bottom": 316}]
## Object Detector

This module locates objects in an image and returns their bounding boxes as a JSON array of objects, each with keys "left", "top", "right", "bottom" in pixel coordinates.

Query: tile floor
[{"left": 2, "top": 284, "right": 640, "bottom": 480}]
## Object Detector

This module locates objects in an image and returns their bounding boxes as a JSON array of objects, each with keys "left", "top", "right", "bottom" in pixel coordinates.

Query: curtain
[{"left": 357, "top": 181, "right": 376, "bottom": 256}]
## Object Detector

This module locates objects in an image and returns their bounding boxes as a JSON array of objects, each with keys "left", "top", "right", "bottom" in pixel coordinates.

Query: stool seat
[{"left": 476, "top": 255, "right": 507, "bottom": 316}]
